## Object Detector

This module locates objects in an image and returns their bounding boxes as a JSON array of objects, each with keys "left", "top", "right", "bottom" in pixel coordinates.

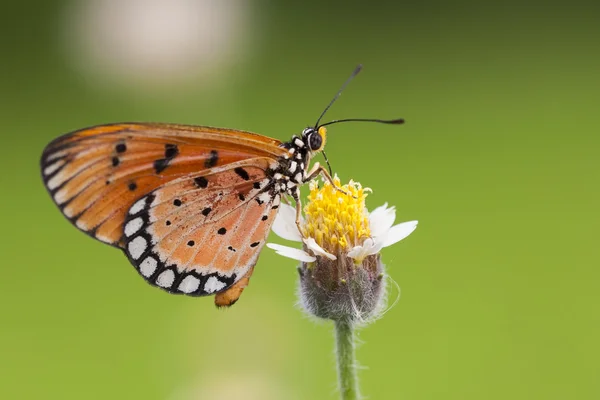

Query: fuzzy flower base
[{"left": 299, "top": 252, "right": 385, "bottom": 322}]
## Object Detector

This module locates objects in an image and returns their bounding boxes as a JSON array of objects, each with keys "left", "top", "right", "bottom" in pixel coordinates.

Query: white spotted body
[{"left": 266, "top": 126, "right": 327, "bottom": 199}]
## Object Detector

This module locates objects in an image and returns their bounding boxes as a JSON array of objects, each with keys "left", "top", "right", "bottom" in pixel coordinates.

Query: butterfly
[{"left": 40, "top": 65, "right": 403, "bottom": 307}]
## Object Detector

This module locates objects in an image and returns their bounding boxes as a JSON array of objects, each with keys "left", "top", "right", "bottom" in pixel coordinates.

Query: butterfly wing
[
  {"left": 122, "top": 158, "right": 281, "bottom": 304},
  {"left": 41, "top": 123, "right": 286, "bottom": 246},
  {"left": 41, "top": 123, "right": 289, "bottom": 305}
]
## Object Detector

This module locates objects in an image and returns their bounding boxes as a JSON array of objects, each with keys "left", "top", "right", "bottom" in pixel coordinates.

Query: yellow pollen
[{"left": 302, "top": 177, "right": 371, "bottom": 255}]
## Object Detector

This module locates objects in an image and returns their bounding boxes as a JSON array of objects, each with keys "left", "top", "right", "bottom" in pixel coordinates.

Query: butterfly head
[{"left": 302, "top": 126, "right": 327, "bottom": 153}]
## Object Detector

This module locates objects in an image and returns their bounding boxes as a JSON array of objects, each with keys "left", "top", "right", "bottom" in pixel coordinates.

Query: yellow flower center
[{"left": 302, "top": 177, "right": 371, "bottom": 255}]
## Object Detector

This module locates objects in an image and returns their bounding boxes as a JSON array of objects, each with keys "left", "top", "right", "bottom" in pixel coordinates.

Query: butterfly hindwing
[{"left": 122, "top": 159, "right": 281, "bottom": 300}]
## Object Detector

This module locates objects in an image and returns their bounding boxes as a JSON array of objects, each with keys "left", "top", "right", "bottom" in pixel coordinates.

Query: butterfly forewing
[{"left": 41, "top": 123, "right": 287, "bottom": 246}]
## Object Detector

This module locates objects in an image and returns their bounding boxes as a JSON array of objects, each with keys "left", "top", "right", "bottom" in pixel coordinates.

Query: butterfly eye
[{"left": 308, "top": 132, "right": 323, "bottom": 151}]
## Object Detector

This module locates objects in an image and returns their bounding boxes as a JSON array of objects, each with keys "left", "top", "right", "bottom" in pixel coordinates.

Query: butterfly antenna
[
  {"left": 312, "top": 65, "right": 404, "bottom": 174},
  {"left": 318, "top": 117, "right": 405, "bottom": 128},
  {"left": 314, "top": 64, "right": 363, "bottom": 128},
  {"left": 322, "top": 151, "right": 333, "bottom": 176}
]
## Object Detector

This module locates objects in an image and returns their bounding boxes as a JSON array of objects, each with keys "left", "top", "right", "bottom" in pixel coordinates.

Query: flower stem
[{"left": 334, "top": 319, "right": 359, "bottom": 400}]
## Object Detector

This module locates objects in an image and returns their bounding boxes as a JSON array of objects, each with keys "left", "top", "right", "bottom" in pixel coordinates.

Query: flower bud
[{"left": 298, "top": 252, "right": 386, "bottom": 323}]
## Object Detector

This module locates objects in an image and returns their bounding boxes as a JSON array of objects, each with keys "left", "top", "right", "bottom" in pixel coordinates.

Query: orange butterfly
[{"left": 40, "top": 65, "right": 403, "bottom": 307}]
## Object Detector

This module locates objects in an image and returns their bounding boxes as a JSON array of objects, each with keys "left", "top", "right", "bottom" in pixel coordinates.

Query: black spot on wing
[
  {"left": 115, "top": 143, "right": 127, "bottom": 153},
  {"left": 194, "top": 177, "right": 208, "bottom": 188},
  {"left": 234, "top": 167, "right": 250, "bottom": 181},
  {"left": 205, "top": 150, "right": 218, "bottom": 168},
  {"left": 153, "top": 143, "right": 179, "bottom": 174},
  {"left": 165, "top": 144, "right": 178, "bottom": 159},
  {"left": 153, "top": 159, "right": 169, "bottom": 174}
]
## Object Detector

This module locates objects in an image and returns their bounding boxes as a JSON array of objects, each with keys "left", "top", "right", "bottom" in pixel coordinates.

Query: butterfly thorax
[{"left": 269, "top": 127, "right": 321, "bottom": 196}]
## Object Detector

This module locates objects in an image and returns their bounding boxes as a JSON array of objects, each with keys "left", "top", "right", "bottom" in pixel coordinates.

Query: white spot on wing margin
[
  {"left": 44, "top": 160, "right": 65, "bottom": 176},
  {"left": 129, "top": 197, "right": 147, "bottom": 215},
  {"left": 139, "top": 256, "right": 158, "bottom": 277},
  {"left": 128, "top": 236, "right": 147, "bottom": 259},
  {"left": 156, "top": 269, "right": 175, "bottom": 288},
  {"left": 53, "top": 189, "right": 69, "bottom": 205},
  {"left": 46, "top": 172, "right": 65, "bottom": 190},
  {"left": 178, "top": 275, "right": 200, "bottom": 293},
  {"left": 75, "top": 219, "right": 89, "bottom": 230},
  {"left": 124, "top": 217, "right": 144, "bottom": 237},
  {"left": 45, "top": 150, "right": 68, "bottom": 162},
  {"left": 204, "top": 276, "right": 226, "bottom": 293}
]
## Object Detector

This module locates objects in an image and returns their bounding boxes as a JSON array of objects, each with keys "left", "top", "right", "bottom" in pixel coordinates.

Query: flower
[
  {"left": 266, "top": 177, "right": 418, "bottom": 323},
  {"left": 267, "top": 178, "right": 418, "bottom": 265}
]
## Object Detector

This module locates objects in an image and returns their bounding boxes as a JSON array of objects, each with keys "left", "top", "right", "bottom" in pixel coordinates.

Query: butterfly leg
[
  {"left": 305, "top": 162, "right": 356, "bottom": 198},
  {"left": 291, "top": 188, "right": 305, "bottom": 237}
]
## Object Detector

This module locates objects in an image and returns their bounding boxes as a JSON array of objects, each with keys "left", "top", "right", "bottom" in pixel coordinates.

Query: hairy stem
[{"left": 334, "top": 319, "right": 359, "bottom": 400}]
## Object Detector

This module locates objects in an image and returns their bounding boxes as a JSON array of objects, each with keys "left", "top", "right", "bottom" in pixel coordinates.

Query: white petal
[
  {"left": 382, "top": 221, "right": 418, "bottom": 247},
  {"left": 347, "top": 244, "right": 367, "bottom": 259},
  {"left": 369, "top": 203, "right": 396, "bottom": 239},
  {"left": 367, "top": 237, "right": 385, "bottom": 256},
  {"left": 347, "top": 237, "right": 380, "bottom": 261},
  {"left": 266, "top": 243, "right": 316, "bottom": 262},
  {"left": 303, "top": 237, "right": 337, "bottom": 260},
  {"left": 271, "top": 203, "right": 303, "bottom": 242}
]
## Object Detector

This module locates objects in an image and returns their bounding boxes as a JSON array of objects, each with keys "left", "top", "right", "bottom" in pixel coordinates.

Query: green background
[{"left": 2, "top": 1, "right": 599, "bottom": 399}]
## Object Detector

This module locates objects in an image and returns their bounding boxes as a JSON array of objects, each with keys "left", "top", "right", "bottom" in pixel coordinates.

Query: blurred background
[{"left": 1, "top": 0, "right": 599, "bottom": 399}]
